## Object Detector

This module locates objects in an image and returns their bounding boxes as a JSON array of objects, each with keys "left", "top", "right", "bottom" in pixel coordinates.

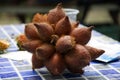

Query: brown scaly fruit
[
  {"left": 47, "top": 3, "right": 65, "bottom": 25},
  {"left": 36, "top": 43, "right": 55, "bottom": 60},
  {"left": 25, "top": 23, "right": 40, "bottom": 40},
  {"left": 55, "top": 16, "right": 72, "bottom": 36},
  {"left": 56, "top": 35, "right": 76, "bottom": 54},
  {"left": 45, "top": 53, "right": 66, "bottom": 75},
  {"left": 65, "top": 44, "right": 91, "bottom": 69},
  {"left": 22, "top": 40, "right": 43, "bottom": 53},
  {"left": 85, "top": 45, "right": 105, "bottom": 60},
  {"left": 21, "top": 3, "right": 105, "bottom": 75},
  {"left": 32, "top": 53, "right": 44, "bottom": 70},
  {"left": 34, "top": 23, "right": 54, "bottom": 42},
  {"left": 71, "top": 26, "right": 94, "bottom": 45},
  {"left": 32, "top": 13, "right": 48, "bottom": 23}
]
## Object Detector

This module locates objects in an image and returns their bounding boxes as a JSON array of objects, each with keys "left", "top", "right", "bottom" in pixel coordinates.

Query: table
[{"left": 0, "top": 24, "right": 120, "bottom": 80}]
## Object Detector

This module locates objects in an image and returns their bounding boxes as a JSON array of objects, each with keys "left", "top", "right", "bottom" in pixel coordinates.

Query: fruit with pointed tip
[
  {"left": 36, "top": 43, "right": 55, "bottom": 60},
  {"left": 56, "top": 35, "right": 76, "bottom": 54},
  {"left": 85, "top": 46, "right": 105, "bottom": 60},
  {"left": 32, "top": 54, "right": 44, "bottom": 70},
  {"left": 55, "top": 16, "right": 72, "bottom": 36},
  {"left": 25, "top": 23, "right": 40, "bottom": 40},
  {"left": 22, "top": 40, "right": 42, "bottom": 53},
  {"left": 65, "top": 44, "right": 91, "bottom": 69},
  {"left": 71, "top": 26, "right": 94, "bottom": 45},
  {"left": 34, "top": 23, "right": 54, "bottom": 42},
  {"left": 45, "top": 53, "right": 66, "bottom": 75},
  {"left": 47, "top": 3, "right": 65, "bottom": 24}
]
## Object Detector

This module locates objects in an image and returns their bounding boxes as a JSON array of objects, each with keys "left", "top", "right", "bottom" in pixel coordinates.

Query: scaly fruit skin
[
  {"left": 71, "top": 26, "right": 94, "bottom": 45},
  {"left": 56, "top": 35, "right": 76, "bottom": 54},
  {"left": 45, "top": 53, "right": 66, "bottom": 75},
  {"left": 34, "top": 23, "right": 54, "bottom": 42},
  {"left": 85, "top": 46, "right": 105, "bottom": 60},
  {"left": 22, "top": 40, "right": 43, "bottom": 53},
  {"left": 65, "top": 44, "right": 91, "bottom": 69},
  {"left": 36, "top": 43, "right": 55, "bottom": 60},
  {"left": 21, "top": 3, "right": 105, "bottom": 76},
  {"left": 32, "top": 53, "right": 44, "bottom": 70},
  {"left": 25, "top": 23, "right": 40, "bottom": 40},
  {"left": 47, "top": 3, "right": 65, "bottom": 25},
  {"left": 55, "top": 16, "right": 72, "bottom": 36}
]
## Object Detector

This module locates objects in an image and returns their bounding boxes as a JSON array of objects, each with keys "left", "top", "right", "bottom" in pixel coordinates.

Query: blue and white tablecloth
[{"left": 0, "top": 24, "right": 120, "bottom": 80}]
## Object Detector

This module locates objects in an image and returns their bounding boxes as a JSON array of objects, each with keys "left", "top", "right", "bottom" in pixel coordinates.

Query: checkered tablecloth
[{"left": 0, "top": 24, "right": 120, "bottom": 80}]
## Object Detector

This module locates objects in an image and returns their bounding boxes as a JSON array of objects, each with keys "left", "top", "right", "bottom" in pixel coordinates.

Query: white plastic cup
[{"left": 63, "top": 8, "right": 79, "bottom": 21}]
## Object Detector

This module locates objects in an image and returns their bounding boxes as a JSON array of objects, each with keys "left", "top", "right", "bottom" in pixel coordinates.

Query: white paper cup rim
[{"left": 63, "top": 8, "right": 79, "bottom": 15}]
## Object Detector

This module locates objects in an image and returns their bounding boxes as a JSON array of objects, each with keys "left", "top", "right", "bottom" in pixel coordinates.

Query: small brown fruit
[
  {"left": 56, "top": 35, "right": 76, "bottom": 54},
  {"left": 32, "top": 54, "right": 44, "bottom": 70},
  {"left": 55, "top": 16, "right": 72, "bottom": 36},
  {"left": 45, "top": 53, "right": 66, "bottom": 75},
  {"left": 36, "top": 43, "right": 55, "bottom": 60},
  {"left": 65, "top": 44, "right": 91, "bottom": 69},
  {"left": 71, "top": 26, "right": 94, "bottom": 45},
  {"left": 34, "top": 23, "right": 54, "bottom": 42},
  {"left": 47, "top": 3, "right": 65, "bottom": 24},
  {"left": 25, "top": 23, "right": 40, "bottom": 40},
  {"left": 85, "top": 46, "right": 105, "bottom": 60},
  {"left": 22, "top": 3, "right": 105, "bottom": 76},
  {"left": 22, "top": 40, "right": 42, "bottom": 53}
]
